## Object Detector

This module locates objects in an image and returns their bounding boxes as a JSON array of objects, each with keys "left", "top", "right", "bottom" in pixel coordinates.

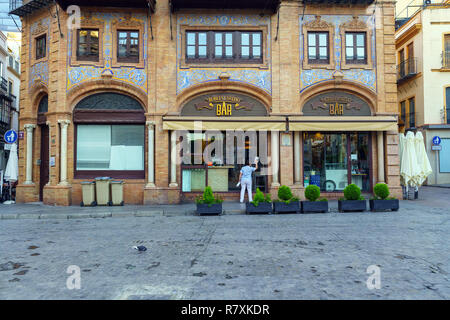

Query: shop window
[
  {"left": 185, "top": 30, "right": 263, "bottom": 63},
  {"left": 180, "top": 131, "right": 267, "bottom": 193},
  {"left": 117, "top": 30, "right": 139, "bottom": 63},
  {"left": 307, "top": 32, "right": 329, "bottom": 64},
  {"left": 77, "top": 29, "right": 99, "bottom": 61},
  {"left": 35, "top": 35, "right": 46, "bottom": 60},
  {"left": 303, "top": 132, "right": 371, "bottom": 192},
  {"left": 76, "top": 125, "right": 144, "bottom": 171},
  {"left": 440, "top": 139, "right": 450, "bottom": 173},
  {"left": 345, "top": 32, "right": 366, "bottom": 64}
]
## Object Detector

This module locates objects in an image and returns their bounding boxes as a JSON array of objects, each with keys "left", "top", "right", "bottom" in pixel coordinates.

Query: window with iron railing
[
  {"left": 397, "top": 58, "right": 417, "bottom": 82},
  {"left": 9, "top": 0, "right": 23, "bottom": 12},
  {"left": 443, "top": 51, "right": 450, "bottom": 69}
]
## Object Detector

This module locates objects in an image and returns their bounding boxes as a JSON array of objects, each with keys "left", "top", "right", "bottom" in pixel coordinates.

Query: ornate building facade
[{"left": 11, "top": 0, "right": 400, "bottom": 205}]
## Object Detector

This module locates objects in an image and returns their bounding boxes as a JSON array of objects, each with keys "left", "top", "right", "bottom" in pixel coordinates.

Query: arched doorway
[
  {"left": 37, "top": 95, "right": 48, "bottom": 201},
  {"left": 72, "top": 92, "right": 146, "bottom": 179}
]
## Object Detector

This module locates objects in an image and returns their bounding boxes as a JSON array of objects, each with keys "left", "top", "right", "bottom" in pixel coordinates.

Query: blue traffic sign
[
  {"left": 4, "top": 130, "right": 18, "bottom": 144},
  {"left": 432, "top": 136, "right": 441, "bottom": 145}
]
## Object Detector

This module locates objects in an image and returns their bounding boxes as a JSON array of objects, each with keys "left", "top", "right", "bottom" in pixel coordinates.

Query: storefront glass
[
  {"left": 303, "top": 132, "right": 371, "bottom": 192},
  {"left": 76, "top": 125, "right": 144, "bottom": 171},
  {"left": 180, "top": 131, "right": 267, "bottom": 193}
]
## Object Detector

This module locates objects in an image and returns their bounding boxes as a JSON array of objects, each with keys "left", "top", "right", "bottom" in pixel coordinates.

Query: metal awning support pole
[
  {"left": 148, "top": 0, "right": 154, "bottom": 40},
  {"left": 169, "top": 0, "right": 173, "bottom": 41},
  {"left": 52, "top": 1, "right": 63, "bottom": 38}
]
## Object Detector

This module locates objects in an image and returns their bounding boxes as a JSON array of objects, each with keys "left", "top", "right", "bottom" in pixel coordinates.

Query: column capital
[
  {"left": 46, "top": 120, "right": 51, "bottom": 126},
  {"left": 146, "top": 121, "right": 155, "bottom": 128},
  {"left": 24, "top": 124, "right": 36, "bottom": 131},
  {"left": 58, "top": 119, "right": 71, "bottom": 127}
]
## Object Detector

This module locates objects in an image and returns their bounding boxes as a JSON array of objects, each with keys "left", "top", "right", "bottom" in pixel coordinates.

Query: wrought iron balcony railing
[
  {"left": 442, "top": 50, "right": 450, "bottom": 69},
  {"left": 0, "top": 77, "right": 8, "bottom": 93},
  {"left": 9, "top": 0, "right": 23, "bottom": 12},
  {"left": 397, "top": 58, "right": 418, "bottom": 83}
]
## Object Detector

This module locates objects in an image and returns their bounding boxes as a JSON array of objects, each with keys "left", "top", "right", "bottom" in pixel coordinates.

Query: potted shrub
[
  {"left": 246, "top": 188, "right": 272, "bottom": 214},
  {"left": 301, "top": 185, "right": 328, "bottom": 213},
  {"left": 370, "top": 183, "right": 399, "bottom": 212},
  {"left": 273, "top": 185, "right": 300, "bottom": 214},
  {"left": 338, "top": 184, "right": 367, "bottom": 212},
  {"left": 196, "top": 186, "right": 223, "bottom": 216}
]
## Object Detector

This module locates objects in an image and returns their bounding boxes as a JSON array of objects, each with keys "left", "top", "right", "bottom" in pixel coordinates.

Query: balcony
[
  {"left": 9, "top": 0, "right": 22, "bottom": 12},
  {"left": 0, "top": 77, "right": 7, "bottom": 93},
  {"left": 442, "top": 51, "right": 450, "bottom": 69},
  {"left": 396, "top": 58, "right": 418, "bottom": 84}
]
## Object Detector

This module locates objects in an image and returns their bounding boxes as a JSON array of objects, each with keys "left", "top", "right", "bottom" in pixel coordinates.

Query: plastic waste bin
[
  {"left": 80, "top": 181, "right": 96, "bottom": 207},
  {"left": 110, "top": 181, "right": 124, "bottom": 206},
  {"left": 95, "top": 177, "right": 111, "bottom": 206}
]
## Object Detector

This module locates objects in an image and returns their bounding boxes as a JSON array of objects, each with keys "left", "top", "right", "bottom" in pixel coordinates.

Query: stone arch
[
  {"left": 175, "top": 80, "right": 272, "bottom": 115},
  {"left": 30, "top": 85, "right": 49, "bottom": 115},
  {"left": 67, "top": 79, "right": 148, "bottom": 113},
  {"left": 300, "top": 80, "right": 377, "bottom": 115}
]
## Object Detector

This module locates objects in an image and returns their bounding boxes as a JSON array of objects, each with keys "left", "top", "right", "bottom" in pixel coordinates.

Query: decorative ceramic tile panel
[
  {"left": 299, "top": 14, "right": 377, "bottom": 93},
  {"left": 29, "top": 17, "right": 50, "bottom": 90},
  {"left": 67, "top": 12, "right": 148, "bottom": 94},
  {"left": 176, "top": 14, "right": 272, "bottom": 95}
]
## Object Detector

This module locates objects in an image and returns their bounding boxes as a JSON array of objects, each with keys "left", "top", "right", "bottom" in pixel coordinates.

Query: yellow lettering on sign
[
  {"left": 329, "top": 103, "right": 344, "bottom": 115},
  {"left": 216, "top": 102, "right": 232, "bottom": 116}
]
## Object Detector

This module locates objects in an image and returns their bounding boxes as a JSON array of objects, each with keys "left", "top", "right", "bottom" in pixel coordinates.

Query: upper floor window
[
  {"left": 307, "top": 32, "right": 329, "bottom": 64},
  {"left": 36, "top": 35, "right": 46, "bottom": 60},
  {"left": 117, "top": 30, "right": 139, "bottom": 63},
  {"left": 345, "top": 32, "right": 366, "bottom": 64},
  {"left": 185, "top": 30, "right": 263, "bottom": 63},
  {"left": 409, "top": 97, "right": 415, "bottom": 128},
  {"left": 77, "top": 29, "right": 99, "bottom": 61}
]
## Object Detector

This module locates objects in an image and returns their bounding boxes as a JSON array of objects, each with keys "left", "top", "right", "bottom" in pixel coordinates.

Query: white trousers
[{"left": 240, "top": 178, "right": 253, "bottom": 203}]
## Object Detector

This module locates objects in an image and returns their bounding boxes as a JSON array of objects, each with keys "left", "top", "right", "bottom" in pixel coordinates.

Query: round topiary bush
[
  {"left": 374, "top": 183, "right": 390, "bottom": 200},
  {"left": 343, "top": 184, "right": 361, "bottom": 201},
  {"left": 278, "top": 185, "right": 293, "bottom": 201},
  {"left": 305, "top": 185, "right": 320, "bottom": 202}
]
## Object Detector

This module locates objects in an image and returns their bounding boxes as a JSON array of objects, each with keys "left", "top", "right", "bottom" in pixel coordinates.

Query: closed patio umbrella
[
  {"left": 400, "top": 131, "right": 420, "bottom": 198},
  {"left": 414, "top": 131, "right": 432, "bottom": 187},
  {"left": 3, "top": 143, "right": 18, "bottom": 204}
]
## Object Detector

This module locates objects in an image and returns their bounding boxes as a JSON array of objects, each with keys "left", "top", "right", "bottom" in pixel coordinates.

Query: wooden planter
[
  {"left": 196, "top": 203, "right": 222, "bottom": 216},
  {"left": 246, "top": 202, "right": 272, "bottom": 214},
  {"left": 338, "top": 200, "right": 367, "bottom": 212},
  {"left": 301, "top": 201, "right": 328, "bottom": 213},
  {"left": 273, "top": 201, "right": 300, "bottom": 214},
  {"left": 369, "top": 199, "right": 399, "bottom": 212}
]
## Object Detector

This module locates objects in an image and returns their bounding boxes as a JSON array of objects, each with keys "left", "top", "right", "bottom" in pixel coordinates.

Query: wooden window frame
[
  {"left": 307, "top": 31, "right": 330, "bottom": 65},
  {"left": 117, "top": 30, "right": 140, "bottom": 64},
  {"left": 408, "top": 97, "right": 416, "bottom": 128},
  {"left": 180, "top": 26, "right": 268, "bottom": 69},
  {"left": 344, "top": 32, "right": 367, "bottom": 65},
  {"left": 70, "top": 18, "right": 104, "bottom": 67},
  {"left": 35, "top": 34, "right": 46, "bottom": 60},
  {"left": 184, "top": 30, "right": 263, "bottom": 64},
  {"left": 340, "top": 16, "right": 373, "bottom": 70},
  {"left": 76, "top": 28, "right": 100, "bottom": 62}
]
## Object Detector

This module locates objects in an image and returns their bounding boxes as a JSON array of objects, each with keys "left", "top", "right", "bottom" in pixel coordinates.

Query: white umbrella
[
  {"left": 414, "top": 131, "right": 432, "bottom": 186},
  {"left": 400, "top": 131, "right": 420, "bottom": 189},
  {"left": 3, "top": 143, "right": 18, "bottom": 204}
]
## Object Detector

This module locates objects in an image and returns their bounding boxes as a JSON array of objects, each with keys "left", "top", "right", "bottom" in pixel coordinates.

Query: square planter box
[
  {"left": 273, "top": 201, "right": 300, "bottom": 214},
  {"left": 338, "top": 200, "right": 367, "bottom": 212},
  {"left": 301, "top": 201, "right": 328, "bottom": 213},
  {"left": 196, "top": 203, "right": 222, "bottom": 216},
  {"left": 246, "top": 202, "right": 272, "bottom": 214},
  {"left": 369, "top": 199, "right": 399, "bottom": 212}
]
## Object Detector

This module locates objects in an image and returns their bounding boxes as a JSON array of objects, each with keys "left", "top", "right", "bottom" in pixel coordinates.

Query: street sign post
[{"left": 3, "top": 130, "right": 18, "bottom": 144}]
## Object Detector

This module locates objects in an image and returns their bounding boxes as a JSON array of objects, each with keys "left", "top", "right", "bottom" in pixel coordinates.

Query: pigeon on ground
[{"left": 133, "top": 245, "right": 147, "bottom": 252}]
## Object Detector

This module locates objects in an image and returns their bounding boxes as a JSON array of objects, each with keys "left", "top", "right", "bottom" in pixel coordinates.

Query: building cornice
[{"left": 395, "top": 23, "right": 421, "bottom": 49}]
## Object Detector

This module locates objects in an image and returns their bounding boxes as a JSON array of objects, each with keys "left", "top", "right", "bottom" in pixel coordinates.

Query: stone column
[
  {"left": 271, "top": 130, "right": 280, "bottom": 187},
  {"left": 24, "top": 124, "right": 36, "bottom": 184},
  {"left": 58, "top": 120, "right": 70, "bottom": 185},
  {"left": 146, "top": 121, "right": 155, "bottom": 187},
  {"left": 293, "top": 131, "right": 302, "bottom": 184},
  {"left": 46, "top": 121, "right": 51, "bottom": 185},
  {"left": 169, "top": 130, "right": 178, "bottom": 187},
  {"left": 377, "top": 131, "right": 385, "bottom": 183}
]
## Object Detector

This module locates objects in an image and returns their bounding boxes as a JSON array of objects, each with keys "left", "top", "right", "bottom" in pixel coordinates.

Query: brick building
[{"left": 10, "top": 0, "right": 400, "bottom": 205}]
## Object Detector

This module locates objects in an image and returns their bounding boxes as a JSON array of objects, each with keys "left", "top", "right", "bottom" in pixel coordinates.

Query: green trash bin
[
  {"left": 81, "top": 181, "right": 96, "bottom": 207},
  {"left": 95, "top": 177, "right": 111, "bottom": 206},
  {"left": 110, "top": 181, "right": 124, "bottom": 206}
]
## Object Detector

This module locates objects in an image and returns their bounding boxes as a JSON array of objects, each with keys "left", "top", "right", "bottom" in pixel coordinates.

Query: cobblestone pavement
[{"left": 0, "top": 186, "right": 448, "bottom": 299}]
